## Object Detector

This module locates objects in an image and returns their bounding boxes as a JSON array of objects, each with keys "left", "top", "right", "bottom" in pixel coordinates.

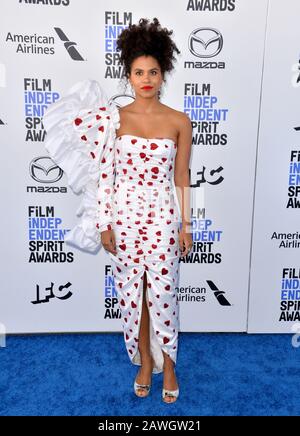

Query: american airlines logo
[
  {"left": 54, "top": 28, "right": 84, "bottom": 61},
  {"left": 206, "top": 280, "right": 231, "bottom": 306},
  {"left": 5, "top": 28, "right": 83, "bottom": 58}
]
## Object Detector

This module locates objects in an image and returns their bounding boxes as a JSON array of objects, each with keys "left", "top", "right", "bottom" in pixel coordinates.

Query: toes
[{"left": 164, "top": 395, "right": 176, "bottom": 403}]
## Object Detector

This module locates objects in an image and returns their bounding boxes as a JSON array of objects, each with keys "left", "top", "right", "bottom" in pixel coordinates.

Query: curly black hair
[{"left": 116, "top": 17, "right": 181, "bottom": 82}]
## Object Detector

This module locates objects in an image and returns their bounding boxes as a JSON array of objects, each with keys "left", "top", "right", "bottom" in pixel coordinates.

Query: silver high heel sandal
[
  {"left": 134, "top": 379, "right": 151, "bottom": 397},
  {"left": 162, "top": 367, "right": 179, "bottom": 403},
  {"left": 134, "top": 357, "right": 154, "bottom": 397},
  {"left": 162, "top": 387, "right": 179, "bottom": 402}
]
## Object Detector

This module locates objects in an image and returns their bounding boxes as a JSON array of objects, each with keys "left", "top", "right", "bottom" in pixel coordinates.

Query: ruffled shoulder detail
[{"left": 43, "top": 79, "right": 120, "bottom": 253}]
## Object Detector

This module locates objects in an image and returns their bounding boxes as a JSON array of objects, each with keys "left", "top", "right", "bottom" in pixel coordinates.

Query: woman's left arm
[{"left": 174, "top": 113, "right": 193, "bottom": 256}]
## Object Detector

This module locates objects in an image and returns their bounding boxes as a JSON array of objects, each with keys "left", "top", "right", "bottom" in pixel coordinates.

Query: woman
[
  {"left": 110, "top": 18, "right": 193, "bottom": 403},
  {"left": 43, "top": 17, "right": 192, "bottom": 404}
]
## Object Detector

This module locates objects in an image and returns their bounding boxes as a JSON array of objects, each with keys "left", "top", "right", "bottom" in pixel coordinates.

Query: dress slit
[{"left": 130, "top": 266, "right": 176, "bottom": 374}]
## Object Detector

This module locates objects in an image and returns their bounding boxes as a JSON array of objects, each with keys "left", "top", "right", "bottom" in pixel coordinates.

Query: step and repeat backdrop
[
  {"left": 0, "top": 0, "right": 298, "bottom": 334},
  {"left": 248, "top": 1, "right": 300, "bottom": 332}
]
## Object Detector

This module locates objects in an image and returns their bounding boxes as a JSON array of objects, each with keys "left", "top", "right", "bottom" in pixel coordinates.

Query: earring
[
  {"left": 158, "top": 83, "right": 163, "bottom": 99},
  {"left": 130, "top": 82, "right": 135, "bottom": 97}
]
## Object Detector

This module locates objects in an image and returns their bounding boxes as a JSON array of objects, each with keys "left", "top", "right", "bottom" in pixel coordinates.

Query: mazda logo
[
  {"left": 188, "top": 28, "right": 223, "bottom": 58},
  {"left": 29, "top": 156, "right": 63, "bottom": 183}
]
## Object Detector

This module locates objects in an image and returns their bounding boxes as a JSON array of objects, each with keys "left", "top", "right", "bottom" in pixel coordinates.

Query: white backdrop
[
  {"left": 248, "top": 0, "right": 300, "bottom": 332},
  {"left": 0, "top": 0, "right": 297, "bottom": 334}
]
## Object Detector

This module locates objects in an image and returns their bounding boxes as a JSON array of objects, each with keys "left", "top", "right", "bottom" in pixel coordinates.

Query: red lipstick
[{"left": 141, "top": 86, "right": 153, "bottom": 90}]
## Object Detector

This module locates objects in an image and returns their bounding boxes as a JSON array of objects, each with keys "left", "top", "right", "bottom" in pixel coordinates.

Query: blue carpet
[{"left": 0, "top": 332, "right": 299, "bottom": 416}]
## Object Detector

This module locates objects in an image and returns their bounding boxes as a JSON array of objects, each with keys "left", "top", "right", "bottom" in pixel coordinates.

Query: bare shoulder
[
  {"left": 172, "top": 109, "right": 192, "bottom": 138},
  {"left": 171, "top": 110, "right": 192, "bottom": 151},
  {"left": 177, "top": 111, "right": 191, "bottom": 130},
  {"left": 162, "top": 104, "right": 191, "bottom": 124}
]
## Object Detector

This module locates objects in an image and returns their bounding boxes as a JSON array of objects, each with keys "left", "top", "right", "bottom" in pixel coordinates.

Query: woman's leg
[
  {"left": 138, "top": 272, "right": 151, "bottom": 361},
  {"left": 162, "top": 351, "right": 179, "bottom": 403},
  {"left": 135, "top": 271, "right": 154, "bottom": 396}
]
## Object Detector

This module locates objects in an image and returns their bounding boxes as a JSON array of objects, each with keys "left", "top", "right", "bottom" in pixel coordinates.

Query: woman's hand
[
  {"left": 101, "top": 229, "right": 117, "bottom": 255},
  {"left": 179, "top": 229, "right": 193, "bottom": 257}
]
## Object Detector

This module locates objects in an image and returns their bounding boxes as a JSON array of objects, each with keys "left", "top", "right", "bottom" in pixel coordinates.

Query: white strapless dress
[{"left": 43, "top": 79, "right": 181, "bottom": 374}]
